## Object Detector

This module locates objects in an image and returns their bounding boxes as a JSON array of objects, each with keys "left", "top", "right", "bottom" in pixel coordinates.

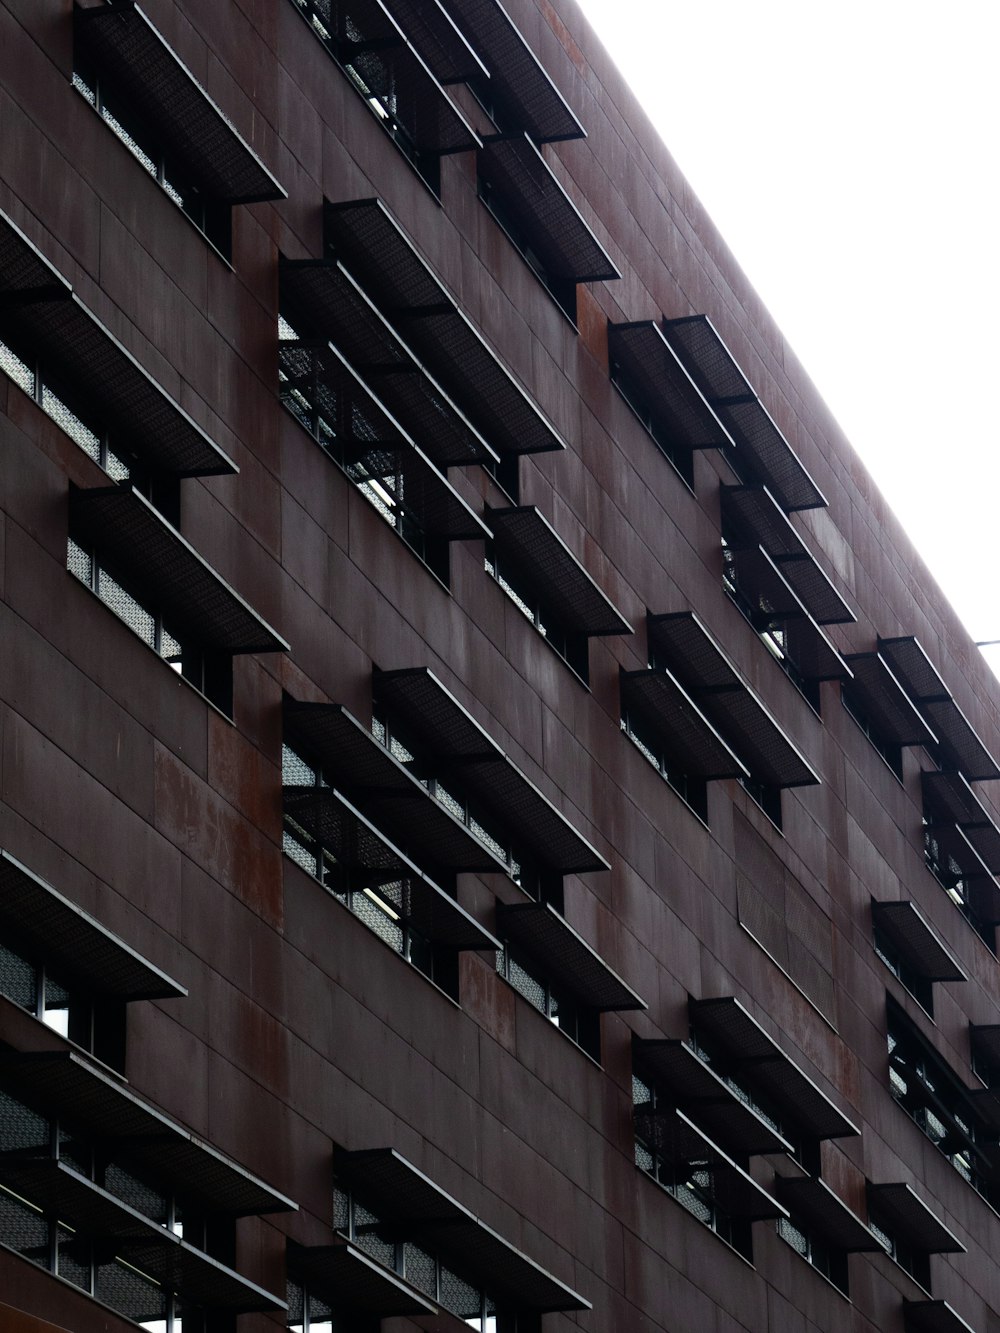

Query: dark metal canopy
[
  {"left": 970, "top": 1023, "right": 1000, "bottom": 1071},
  {"left": 0, "top": 1050, "right": 297, "bottom": 1217},
  {"left": 0, "top": 1159, "right": 282, "bottom": 1311},
  {"left": 0, "top": 849, "right": 185, "bottom": 1002},
  {"left": 647, "top": 613, "right": 820, "bottom": 789},
  {"left": 282, "top": 786, "right": 500, "bottom": 952},
  {"left": 289, "top": 1241, "right": 438, "bottom": 1316},
  {"left": 922, "top": 771, "right": 1000, "bottom": 872},
  {"left": 721, "top": 486, "right": 855, "bottom": 625},
  {"left": 70, "top": 485, "right": 288, "bottom": 655},
  {"left": 879, "top": 637, "right": 1000, "bottom": 782},
  {"left": 0, "top": 211, "right": 235, "bottom": 476},
  {"left": 75, "top": 2, "right": 285, "bottom": 203},
  {"left": 436, "top": 0, "right": 585, "bottom": 142},
  {"left": 374, "top": 668, "right": 609, "bottom": 873},
  {"left": 620, "top": 668, "right": 749, "bottom": 782},
  {"left": 488, "top": 506, "right": 631, "bottom": 637},
  {"left": 478, "top": 135, "right": 618, "bottom": 283},
  {"left": 496, "top": 902, "right": 645, "bottom": 1012},
  {"left": 280, "top": 259, "right": 496, "bottom": 466},
  {"left": 872, "top": 901, "right": 967, "bottom": 983},
  {"left": 639, "top": 1110, "right": 787, "bottom": 1221},
  {"left": 661, "top": 314, "right": 826, "bottom": 512},
  {"left": 725, "top": 546, "right": 852, "bottom": 681},
  {"left": 283, "top": 700, "right": 511, "bottom": 876},
  {"left": 904, "top": 1301, "right": 978, "bottom": 1333},
  {"left": 866, "top": 1182, "right": 965, "bottom": 1254},
  {"left": 633, "top": 1038, "right": 792, "bottom": 1156},
  {"left": 773, "top": 1176, "right": 881, "bottom": 1252},
  {"left": 689, "top": 997, "right": 859, "bottom": 1141},
  {"left": 335, "top": 1148, "right": 591, "bottom": 1312},
  {"left": 279, "top": 340, "right": 489, "bottom": 541},
  {"left": 842, "top": 653, "right": 938, "bottom": 748},
  {"left": 607, "top": 320, "right": 734, "bottom": 452},
  {"left": 292, "top": 0, "right": 480, "bottom": 155},
  {"left": 324, "top": 198, "right": 566, "bottom": 455},
  {"left": 379, "top": 0, "right": 488, "bottom": 83}
]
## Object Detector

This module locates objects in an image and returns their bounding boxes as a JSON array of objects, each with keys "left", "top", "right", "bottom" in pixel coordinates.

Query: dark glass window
[
  {"left": 619, "top": 709, "right": 709, "bottom": 824},
  {"left": 494, "top": 945, "right": 599, "bottom": 1061},
  {"left": 776, "top": 1214, "right": 849, "bottom": 1294},
  {"left": 0, "top": 939, "right": 124, "bottom": 1069},
  {"left": 485, "top": 543, "right": 589, "bottom": 683},
  {"left": 923, "top": 822, "right": 995, "bottom": 952},
  {"left": 476, "top": 175, "right": 576, "bottom": 323},
  {"left": 609, "top": 362, "right": 695, "bottom": 489},
  {"left": 841, "top": 684, "right": 904, "bottom": 780},
  {"left": 873, "top": 926, "right": 934, "bottom": 1016}
]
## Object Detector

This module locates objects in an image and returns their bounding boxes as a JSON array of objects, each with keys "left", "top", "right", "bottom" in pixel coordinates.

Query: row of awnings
[
  {"left": 623, "top": 611, "right": 819, "bottom": 789},
  {"left": 608, "top": 316, "right": 826, "bottom": 513},
  {"left": 0, "top": 212, "right": 234, "bottom": 477}
]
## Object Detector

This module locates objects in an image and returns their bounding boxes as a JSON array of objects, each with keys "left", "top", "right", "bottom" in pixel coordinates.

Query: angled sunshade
[
  {"left": 866, "top": 1181, "right": 965, "bottom": 1254},
  {"left": 0, "top": 1159, "right": 282, "bottom": 1311},
  {"left": 662, "top": 313, "right": 826, "bottom": 512},
  {"left": 289, "top": 1241, "right": 438, "bottom": 1317},
  {"left": 725, "top": 545, "right": 853, "bottom": 680},
  {"left": 375, "top": 667, "right": 609, "bottom": 873},
  {"left": 496, "top": 902, "right": 644, "bottom": 1012},
  {"left": 879, "top": 636, "right": 1000, "bottom": 782},
  {"left": 436, "top": 0, "right": 585, "bottom": 142},
  {"left": 904, "top": 1301, "right": 977, "bottom": 1333},
  {"left": 721, "top": 485, "right": 855, "bottom": 625},
  {"left": 289, "top": 0, "right": 480, "bottom": 155},
  {"left": 325, "top": 198, "right": 567, "bottom": 455},
  {"left": 283, "top": 700, "right": 511, "bottom": 876},
  {"left": 689, "top": 997, "right": 859, "bottom": 1141},
  {"left": 0, "top": 1050, "right": 296, "bottom": 1216},
  {"left": 335, "top": 1148, "right": 590, "bottom": 1311},
  {"left": 620, "top": 668, "right": 749, "bottom": 782},
  {"left": 75, "top": 2, "right": 285, "bottom": 203},
  {"left": 478, "top": 134, "right": 618, "bottom": 283},
  {"left": 773, "top": 1177, "right": 881, "bottom": 1252},
  {"left": 639, "top": 1110, "right": 787, "bottom": 1221},
  {"left": 379, "top": 0, "right": 488, "bottom": 83},
  {"left": 872, "top": 900, "right": 967, "bottom": 983},
  {"left": 280, "top": 259, "right": 496, "bottom": 466},
  {"left": 634, "top": 1038, "right": 792, "bottom": 1157},
  {"left": 842, "top": 652, "right": 938, "bottom": 748},
  {"left": 922, "top": 771, "right": 1000, "bottom": 872},
  {"left": 488, "top": 506, "right": 630, "bottom": 636},
  {"left": 70, "top": 485, "right": 288, "bottom": 655},
  {"left": 279, "top": 340, "right": 489, "bottom": 540},
  {"left": 608, "top": 320, "right": 734, "bottom": 452},
  {"left": 0, "top": 210, "right": 235, "bottom": 477},
  {"left": 647, "top": 612, "right": 820, "bottom": 789},
  {"left": 283, "top": 786, "right": 500, "bottom": 952},
  {"left": 0, "top": 849, "right": 185, "bottom": 1002}
]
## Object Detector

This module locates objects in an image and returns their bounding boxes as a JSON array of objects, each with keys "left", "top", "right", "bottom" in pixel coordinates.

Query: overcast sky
[{"left": 574, "top": 0, "right": 1000, "bottom": 672}]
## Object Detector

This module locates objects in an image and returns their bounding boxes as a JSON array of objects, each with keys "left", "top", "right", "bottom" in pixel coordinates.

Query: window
[
  {"left": 485, "top": 543, "right": 589, "bottom": 682},
  {"left": 0, "top": 333, "right": 179, "bottom": 521},
  {"left": 0, "top": 1088, "right": 237, "bottom": 1332},
  {"left": 620, "top": 706, "right": 709, "bottom": 823},
  {"left": 887, "top": 1003, "right": 992, "bottom": 1203},
  {"left": 0, "top": 939, "right": 124, "bottom": 1069},
  {"left": 279, "top": 315, "right": 483, "bottom": 588},
  {"left": 287, "top": 0, "right": 477, "bottom": 194},
  {"left": 67, "top": 537, "right": 232, "bottom": 714},
  {"left": 632, "top": 1073, "right": 753, "bottom": 1259},
  {"left": 866, "top": 1212, "right": 931, "bottom": 1292},
  {"left": 923, "top": 822, "right": 996, "bottom": 952},
  {"left": 842, "top": 682, "right": 904, "bottom": 780},
  {"left": 777, "top": 1214, "right": 848, "bottom": 1293},
  {"left": 494, "top": 944, "right": 599, "bottom": 1060},
  {"left": 281, "top": 742, "right": 462, "bottom": 996},
  {"left": 722, "top": 541, "right": 821, "bottom": 714},
  {"left": 286, "top": 1280, "right": 337, "bottom": 1333},
  {"left": 610, "top": 356, "right": 695, "bottom": 487},
  {"left": 874, "top": 925, "right": 935, "bottom": 1016},
  {"left": 333, "top": 1185, "right": 503, "bottom": 1332},
  {"left": 73, "top": 60, "right": 231, "bottom": 258},
  {"left": 371, "top": 710, "right": 563, "bottom": 908},
  {"left": 476, "top": 170, "right": 576, "bottom": 323}
]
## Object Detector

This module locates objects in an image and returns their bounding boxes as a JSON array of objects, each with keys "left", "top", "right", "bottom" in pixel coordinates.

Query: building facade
[{"left": 2, "top": 2, "right": 999, "bottom": 1332}]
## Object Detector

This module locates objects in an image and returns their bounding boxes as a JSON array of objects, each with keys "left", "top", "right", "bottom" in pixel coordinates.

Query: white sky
[{"left": 573, "top": 0, "right": 1000, "bottom": 673}]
